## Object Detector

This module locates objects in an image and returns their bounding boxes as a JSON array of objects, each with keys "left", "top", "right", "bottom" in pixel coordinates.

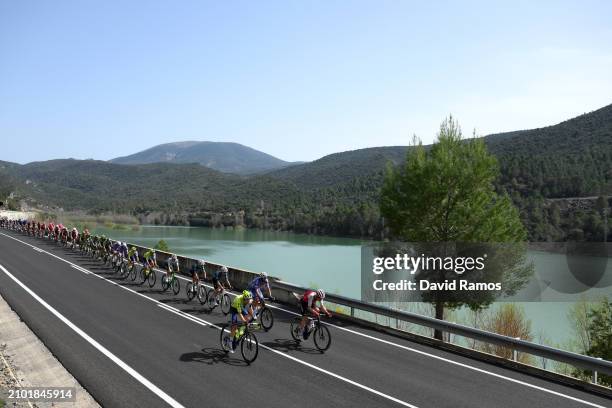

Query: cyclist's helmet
[
  {"left": 198, "top": 259, "right": 205, "bottom": 266},
  {"left": 260, "top": 272, "right": 268, "bottom": 279},
  {"left": 316, "top": 289, "right": 326, "bottom": 299},
  {"left": 242, "top": 290, "right": 252, "bottom": 299},
  {"left": 131, "top": 246, "right": 137, "bottom": 252},
  {"left": 221, "top": 266, "right": 228, "bottom": 273}
]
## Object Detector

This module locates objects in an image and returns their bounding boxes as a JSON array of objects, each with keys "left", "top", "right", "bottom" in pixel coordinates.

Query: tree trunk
[{"left": 434, "top": 301, "right": 444, "bottom": 341}]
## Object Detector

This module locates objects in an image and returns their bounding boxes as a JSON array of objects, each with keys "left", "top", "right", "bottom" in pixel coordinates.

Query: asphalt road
[{"left": 0, "top": 230, "right": 610, "bottom": 408}]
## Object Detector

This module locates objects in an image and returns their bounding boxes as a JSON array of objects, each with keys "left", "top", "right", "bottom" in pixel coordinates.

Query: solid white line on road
[
  {"left": 1, "top": 232, "right": 608, "bottom": 408},
  {"left": 70, "top": 264, "right": 91, "bottom": 275},
  {"left": 0, "top": 263, "right": 186, "bottom": 408}
]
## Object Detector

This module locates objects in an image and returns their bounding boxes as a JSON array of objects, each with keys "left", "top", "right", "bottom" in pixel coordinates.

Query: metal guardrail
[
  {"left": 10, "top": 226, "right": 608, "bottom": 381},
  {"left": 271, "top": 279, "right": 612, "bottom": 377}
]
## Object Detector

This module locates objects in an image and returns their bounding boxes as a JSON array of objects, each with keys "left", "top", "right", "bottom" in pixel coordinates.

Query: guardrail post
[
  {"left": 513, "top": 337, "right": 520, "bottom": 361},
  {"left": 593, "top": 357, "right": 603, "bottom": 384},
  {"left": 350, "top": 307, "right": 354, "bottom": 318}
]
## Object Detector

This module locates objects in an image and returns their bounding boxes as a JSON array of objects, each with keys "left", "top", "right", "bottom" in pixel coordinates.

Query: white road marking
[
  {"left": 70, "top": 264, "right": 91, "bottom": 275},
  {"left": 0, "top": 263, "right": 185, "bottom": 408},
  {"left": 0, "top": 232, "right": 608, "bottom": 408}
]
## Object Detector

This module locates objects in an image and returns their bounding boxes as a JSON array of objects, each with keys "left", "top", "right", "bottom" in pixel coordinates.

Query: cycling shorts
[
  {"left": 212, "top": 277, "right": 220, "bottom": 288},
  {"left": 230, "top": 307, "right": 249, "bottom": 324},
  {"left": 250, "top": 288, "right": 264, "bottom": 302}
]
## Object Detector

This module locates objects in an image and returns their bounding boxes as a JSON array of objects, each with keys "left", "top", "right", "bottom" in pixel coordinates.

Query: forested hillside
[{"left": 3, "top": 104, "right": 611, "bottom": 241}]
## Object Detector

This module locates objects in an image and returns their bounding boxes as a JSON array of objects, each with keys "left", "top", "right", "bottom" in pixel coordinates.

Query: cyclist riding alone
[
  {"left": 229, "top": 290, "right": 255, "bottom": 353},
  {"left": 247, "top": 272, "right": 273, "bottom": 309},
  {"left": 299, "top": 289, "right": 332, "bottom": 340},
  {"left": 166, "top": 254, "right": 179, "bottom": 281},
  {"left": 211, "top": 265, "right": 232, "bottom": 303}
]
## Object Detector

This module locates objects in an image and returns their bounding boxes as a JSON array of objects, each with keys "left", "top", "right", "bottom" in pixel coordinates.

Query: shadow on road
[
  {"left": 262, "top": 338, "right": 321, "bottom": 355},
  {"left": 180, "top": 348, "right": 247, "bottom": 366}
]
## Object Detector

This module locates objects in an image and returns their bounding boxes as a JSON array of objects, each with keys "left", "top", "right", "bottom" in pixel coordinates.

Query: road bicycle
[
  {"left": 140, "top": 264, "right": 157, "bottom": 287},
  {"left": 219, "top": 321, "right": 259, "bottom": 364},
  {"left": 161, "top": 270, "right": 180, "bottom": 294},
  {"left": 290, "top": 314, "right": 331, "bottom": 352},
  {"left": 252, "top": 297, "right": 274, "bottom": 331},
  {"left": 186, "top": 280, "right": 207, "bottom": 304},
  {"left": 207, "top": 286, "right": 231, "bottom": 314}
]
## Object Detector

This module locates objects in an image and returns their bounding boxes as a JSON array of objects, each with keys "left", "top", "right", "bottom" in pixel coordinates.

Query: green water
[{"left": 92, "top": 225, "right": 610, "bottom": 346}]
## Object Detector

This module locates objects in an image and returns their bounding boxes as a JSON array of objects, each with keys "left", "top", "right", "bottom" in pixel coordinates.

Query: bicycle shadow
[
  {"left": 262, "top": 338, "right": 321, "bottom": 355},
  {"left": 179, "top": 348, "right": 247, "bottom": 367}
]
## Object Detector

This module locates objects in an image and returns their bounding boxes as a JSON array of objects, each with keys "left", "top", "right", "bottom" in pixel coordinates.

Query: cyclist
[
  {"left": 247, "top": 272, "right": 273, "bottom": 312},
  {"left": 228, "top": 290, "right": 255, "bottom": 353},
  {"left": 128, "top": 246, "right": 139, "bottom": 265},
  {"left": 119, "top": 241, "right": 129, "bottom": 261},
  {"left": 70, "top": 227, "right": 79, "bottom": 248},
  {"left": 166, "top": 254, "right": 179, "bottom": 281},
  {"left": 189, "top": 260, "right": 206, "bottom": 291},
  {"left": 299, "top": 289, "right": 332, "bottom": 340},
  {"left": 143, "top": 248, "right": 157, "bottom": 270},
  {"left": 211, "top": 265, "right": 232, "bottom": 304}
]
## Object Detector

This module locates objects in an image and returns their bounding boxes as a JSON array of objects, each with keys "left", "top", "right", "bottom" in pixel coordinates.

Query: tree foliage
[{"left": 380, "top": 117, "right": 533, "bottom": 338}]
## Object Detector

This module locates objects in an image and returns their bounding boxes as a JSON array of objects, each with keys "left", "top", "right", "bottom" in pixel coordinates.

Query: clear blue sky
[{"left": 1, "top": 1, "right": 611, "bottom": 164}]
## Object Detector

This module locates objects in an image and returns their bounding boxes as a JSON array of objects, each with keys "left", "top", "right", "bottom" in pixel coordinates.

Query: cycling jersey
[
  {"left": 143, "top": 250, "right": 156, "bottom": 263},
  {"left": 230, "top": 294, "right": 251, "bottom": 323},
  {"left": 247, "top": 276, "right": 268, "bottom": 291},
  {"left": 212, "top": 268, "right": 228, "bottom": 281},
  {"left": 301, "top": 290, "right": 322, "bottom": 313}
]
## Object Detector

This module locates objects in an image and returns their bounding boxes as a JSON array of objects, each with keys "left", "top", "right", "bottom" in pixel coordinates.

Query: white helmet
[
  {"left": 316, "top": 289, "right": 325, "bottom": 299},
  {"left": 221, "top": 266, "right": 228, "bottom": 273}
]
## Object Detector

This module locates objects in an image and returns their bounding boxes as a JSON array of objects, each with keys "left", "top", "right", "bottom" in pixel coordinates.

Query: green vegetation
[
  {"left": 380, "top": 116, "right": 532, "bottom": 339},
  {"left": 568, "top": 297, "right": 612, "bottom": 386},
  {"left": 154, "top": 239, "right": 170, "bottom": 252},
  {"left": 3, "top": 104, "right": 612, "bottom": 242}
]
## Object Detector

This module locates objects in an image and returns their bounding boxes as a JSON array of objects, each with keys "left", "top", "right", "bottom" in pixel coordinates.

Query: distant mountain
[{"left": 110, "top": 141, "right": 295, "bottom": 175}]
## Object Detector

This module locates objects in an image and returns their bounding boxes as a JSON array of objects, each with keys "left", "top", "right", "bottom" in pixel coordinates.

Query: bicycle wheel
[
  {"left": 140, "top": 269, "right": 147, "bottom": 285},
  {"left": 207, "top": 290, "right": 218, "bottom": 309},
  {"left": 219, "top": 325, "right": 233, "bottom": 353},
  {"left": 260, "top": 307, "right": 274, "bottom": 331},
  {"left": 290, "top": 319, "right": 302, "bottom": 342},
  {"left": 198, "top": 285, "right": 208, "bottom": 305},
  {"left": 221, "top": 293, "right": 231, "bottom": 315},
  {"left": 186, "top": 283, "right": 195, "bottom": 301},
  {"left": 241, "top": 332, "right": 258, "bottom": 364},
  {"left": 147, "top": 270, "right": 156, "bottom": 287},
  {"left": 172, "top": 278, "right": 180, "bottom": 295},
  {"left": 130, "top": 265, "right": 138, "bottom": 281},
  {"left": 313, "top": 324, "right": 331, "bottom": 352},
  {"left": 161, "top": 275, "right": 169, "bottom": 291}
]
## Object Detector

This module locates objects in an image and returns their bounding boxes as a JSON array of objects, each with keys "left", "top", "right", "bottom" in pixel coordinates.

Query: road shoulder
[{"left": 0, "top": 293, "right": 99, "bottom": 408}]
